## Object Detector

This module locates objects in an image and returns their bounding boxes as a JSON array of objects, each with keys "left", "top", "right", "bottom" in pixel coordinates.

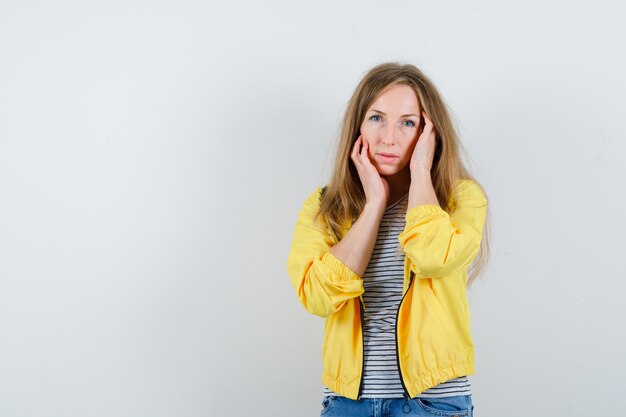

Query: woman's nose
[{"left": 381, "top": 125, "right": 397, "bottom": 145}]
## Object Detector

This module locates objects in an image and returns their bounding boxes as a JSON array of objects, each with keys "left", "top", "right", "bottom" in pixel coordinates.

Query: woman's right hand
[{"left": 351, "top": 135, "right": 389, "bottom": 211}]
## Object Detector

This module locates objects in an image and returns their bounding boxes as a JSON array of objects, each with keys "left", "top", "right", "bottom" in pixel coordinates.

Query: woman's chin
[{"left": 377, "top": 167, "right": 401, "bottom": 177}]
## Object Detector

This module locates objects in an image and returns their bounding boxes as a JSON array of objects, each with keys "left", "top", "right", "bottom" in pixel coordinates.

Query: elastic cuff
[
  {"left": 322, "top": 251, "right": 362, "bottom": 281},
  {"left": 405, "top": 204, "right": 445, "bottom": 225}
]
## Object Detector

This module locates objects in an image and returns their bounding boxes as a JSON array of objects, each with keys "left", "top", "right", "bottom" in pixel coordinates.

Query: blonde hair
[{"left": 313, "top": 61, "right": 491, "bottom": 289}]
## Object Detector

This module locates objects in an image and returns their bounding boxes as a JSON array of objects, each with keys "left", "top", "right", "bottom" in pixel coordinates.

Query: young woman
[{"left": 286, "top": 62, "right": 490, "bottom": 417}]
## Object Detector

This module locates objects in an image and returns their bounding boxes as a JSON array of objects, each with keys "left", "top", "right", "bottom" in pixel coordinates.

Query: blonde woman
[{"left": 286, "top": 62, "right": 490, "bottom": 416}]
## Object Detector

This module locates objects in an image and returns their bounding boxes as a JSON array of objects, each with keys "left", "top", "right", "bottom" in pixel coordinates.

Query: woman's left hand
[{"left": 410, "top": 111, "right": 437, "bottom": 174}]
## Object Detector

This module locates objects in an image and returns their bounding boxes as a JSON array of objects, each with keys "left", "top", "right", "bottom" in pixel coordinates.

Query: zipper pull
[{"left": 401, "top": 393, "right": 411, "bottom": 413}]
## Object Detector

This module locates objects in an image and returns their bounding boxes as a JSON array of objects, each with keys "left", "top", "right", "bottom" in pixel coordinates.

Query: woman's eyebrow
[{"left": 369, "top": 109, "right": 419, "bottom": 118}]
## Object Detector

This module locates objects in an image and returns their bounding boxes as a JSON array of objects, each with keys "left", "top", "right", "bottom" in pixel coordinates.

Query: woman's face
[{"left": 359, "top": 83, "right": 422, "bottom": 176}]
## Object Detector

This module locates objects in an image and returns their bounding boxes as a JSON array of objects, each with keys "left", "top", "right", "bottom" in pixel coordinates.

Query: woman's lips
[{"left": 377, "top": 153, "right": 399, "bottom": 162}]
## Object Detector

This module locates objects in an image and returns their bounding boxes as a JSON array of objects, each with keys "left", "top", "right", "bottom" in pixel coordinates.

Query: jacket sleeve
[
  {"left": 397, "top": 179, "right": 487, "bottom": 279},
  {"left": 286, "top": 187, "right": 365, "bottom": 318}
]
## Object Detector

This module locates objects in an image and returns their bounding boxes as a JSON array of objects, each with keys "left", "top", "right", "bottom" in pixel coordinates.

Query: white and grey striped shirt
[{"left": 323, "top": 193, "right": 471, "bottom": 399}]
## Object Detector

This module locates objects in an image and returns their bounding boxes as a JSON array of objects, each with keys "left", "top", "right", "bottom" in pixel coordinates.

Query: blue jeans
[{"left": 320, "top": 394, "right": 474, "bottom": 417}]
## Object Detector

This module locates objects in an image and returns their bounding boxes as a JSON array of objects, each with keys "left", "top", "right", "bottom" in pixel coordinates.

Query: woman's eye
[
  {"left": 370, "top": 115, "right": 382, "bottom": 122},
  {"left": 403, "top": 120, "right": 416, "bottom": 127}
]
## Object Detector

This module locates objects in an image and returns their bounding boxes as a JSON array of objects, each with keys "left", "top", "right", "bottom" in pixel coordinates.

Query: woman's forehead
[{"left": 368, "top": 84, "right": 420, "bottom": 113}]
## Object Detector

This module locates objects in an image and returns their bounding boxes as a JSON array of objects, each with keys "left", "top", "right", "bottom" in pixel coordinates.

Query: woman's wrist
[
  {"left": 363, "top": 201, "right": 386, "bottom": 219},
  {"left": 408, "top": 171, "right": 440, "bottom": 209}
]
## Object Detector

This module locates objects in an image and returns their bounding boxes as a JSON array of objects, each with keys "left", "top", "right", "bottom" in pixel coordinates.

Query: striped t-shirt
[{"left": 323, "top": 192, "right": 472, "bottom": 399}]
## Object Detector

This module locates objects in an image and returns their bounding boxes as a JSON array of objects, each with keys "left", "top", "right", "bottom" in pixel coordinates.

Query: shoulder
[
  {"left": 301, "top": 185, "right": 328, "bottom": 211},
  {"left": 455, "top": 178, "right": 485, "bottom": 195},
  {"left": 451, "top": 179, "right": 488, "bottom": 207}
]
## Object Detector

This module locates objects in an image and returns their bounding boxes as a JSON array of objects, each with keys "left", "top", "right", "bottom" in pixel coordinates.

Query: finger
[
  {"left": 361, "top": 139, "right": 372, "bottom": 164},
  {"left": 421, "top": 114, "right": 435, "bottom": 136},
  {"left": 352, "top": 136, "right": 360, "bottom": 156},
  {"left": 357, "top": 137, "right": 365, "bottom": 157},
  {"left": 351, "top": 136, "right": 363, "bottom": 166},
  {"left": 423, "top": 111, "right": 437, "bottom": 132},
  {"left": 364, "top": 144, "right": 378, "bottom": 170},
  {"left": 422, "top": 112, "right": 432, "bottom": 127}
]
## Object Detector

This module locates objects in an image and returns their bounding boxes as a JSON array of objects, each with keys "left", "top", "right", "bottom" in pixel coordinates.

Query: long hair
[{"left": 313, "top": 61, "right": 491, "bottom": 289}]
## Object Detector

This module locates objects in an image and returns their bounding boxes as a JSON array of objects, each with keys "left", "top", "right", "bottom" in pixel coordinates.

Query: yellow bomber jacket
[{"left": 286, "top": 179, "right": 488, "bottom": 401}]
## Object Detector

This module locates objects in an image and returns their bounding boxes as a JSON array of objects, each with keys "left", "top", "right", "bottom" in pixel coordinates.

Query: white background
[{"left": 1, "top": 1, "right": 625, "bottom": 416}]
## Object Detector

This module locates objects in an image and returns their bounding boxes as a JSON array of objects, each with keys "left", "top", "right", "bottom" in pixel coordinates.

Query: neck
[{"left": 383, "top": 166, "right": 411, "bottom": 207}]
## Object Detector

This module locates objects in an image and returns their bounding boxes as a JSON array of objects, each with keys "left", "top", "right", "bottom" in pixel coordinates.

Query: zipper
[
  {"left": 395, "top": 271, "right": 414, "bottom": 403},
  {"left": 357, "top": 295, "right": 365, "bottom": 400}
]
